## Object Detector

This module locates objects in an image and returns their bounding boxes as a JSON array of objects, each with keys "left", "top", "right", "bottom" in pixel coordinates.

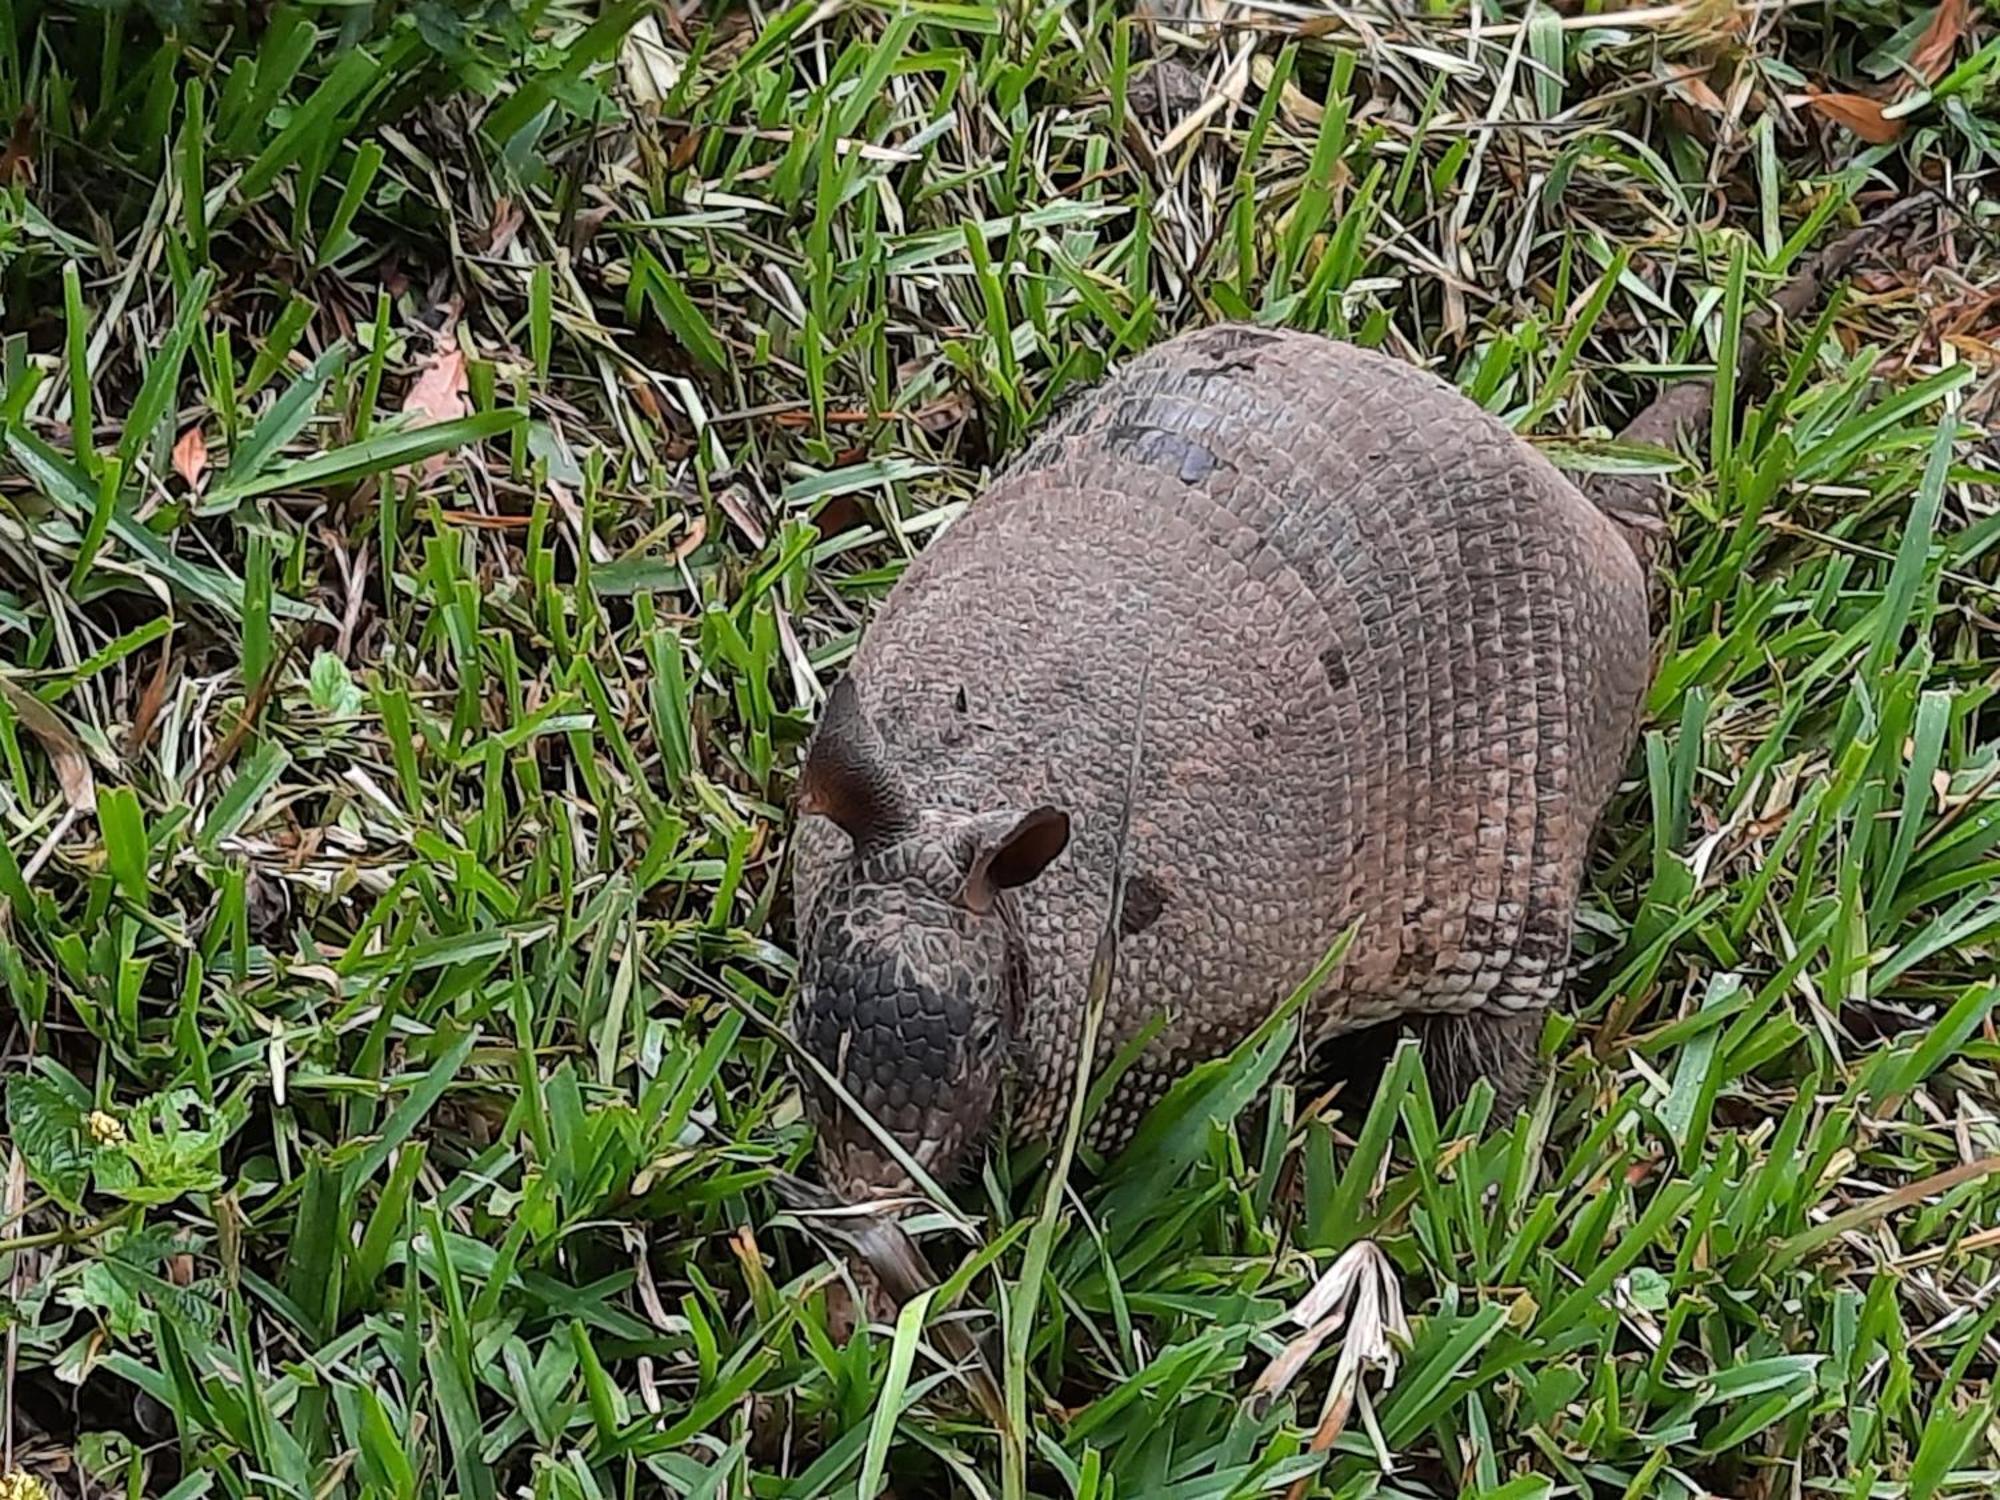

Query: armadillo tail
[{"left": 1584, "top": 206, "right": 1912, "bottom": 575}]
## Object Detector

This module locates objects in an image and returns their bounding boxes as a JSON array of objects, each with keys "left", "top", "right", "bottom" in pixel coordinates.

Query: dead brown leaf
[
  {"left": 670, "top": 514, "right": 709, "bottom": 563},
  {"left": 0, "top": 675, "right": 94, "bottom": 811},
  {"left": 716, "top": 485, "right": 767, "bottom": 549},
  {"left": 0, "top": 104, "right": 35, "bottom": 187},
  {"left": 1906, "top": 0, "right": 1970, "bottom": 89},
  {"left": 436, "top": 511, "right": 532, "bottom": 529},
  {"left": 810, "top": 495, "right": 865, "bottom": 539},
  {"left": 1672, "top": 83, "right": 1728, "bottom": 125},
  {"left": 172, "top": 425, "right": 209, "bottom": 490},
  {"left": 487, "top": 197, "right": 525, "bottom": 255},
  {"left": 125, "top": 640, "right": 173, "bottom": 759},
  {"left": 403, "top": 346, "right": 469, "bottom": 426},
  {"left": 771, "top": 406, "right": 895, "bottom": 428},
  {"left": 1804, "top": 89, "right": 1905, "bottom": 144},
  {"left": 628, "top": 379, "right": 665, "bottom": 422},
  {"left": 400, "top": 344, "right": 469, "bottom": 479},
  {"left": 571, "top": 202, "right": 617, "bottom": 251},
  {"left": 1944, "top": 332, "right": 2000, "bottom": 366},
  {"left": 1271, "top": 1241, "right": 1409, "bottom": 1500},
  {"left": 197, "top": 633, "right": 302, "bottom": 781},
  {"left": 1661, "top": 60, "right": 1728, "bottom": 116},
  {"left": 912, "top": 391, "right": 974, "bottom": 433}
]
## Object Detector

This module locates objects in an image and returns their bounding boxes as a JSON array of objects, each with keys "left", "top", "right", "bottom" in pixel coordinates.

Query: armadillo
[{"left": 786, "top": 236, "right": 1872, "bottom": 1199}]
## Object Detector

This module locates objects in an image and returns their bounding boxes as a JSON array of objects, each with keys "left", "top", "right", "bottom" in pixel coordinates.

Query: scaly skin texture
[{"left": 790, "top": 324, "right": 1653, "bottom": 1196}]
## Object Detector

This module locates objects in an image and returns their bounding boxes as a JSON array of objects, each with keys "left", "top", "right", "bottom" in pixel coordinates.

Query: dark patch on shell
[
  {"left": 1193, "top": 325, "right": 1280, "bottom": 361},
  {"left": 1102, "top": 420, "right": 1232, "bottom": 486},
  {"left": 1119, "top": 872, "right": 1168, "bottom": 936},
  {"left": 1185, "top": 358, "right": 1260, "bottom": 380}
]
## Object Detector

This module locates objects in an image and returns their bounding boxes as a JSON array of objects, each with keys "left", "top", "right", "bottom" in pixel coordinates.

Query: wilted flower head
[{"left": 1252, "top": 1238, "right": 1410, "bottom": 1409}]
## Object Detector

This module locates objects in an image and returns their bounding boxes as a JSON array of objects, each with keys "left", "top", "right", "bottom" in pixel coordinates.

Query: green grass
[{"left": 3, "top": 0, "right": 2000, "bottom": 1496}]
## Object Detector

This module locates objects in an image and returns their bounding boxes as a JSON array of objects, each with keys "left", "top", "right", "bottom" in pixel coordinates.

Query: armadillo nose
[
  {"left": 819, "top": 1138, "right": 920, "bottom": 1208},
  {"left": 768, "top": 1169, "right": 1013, "bottom": 1433}
]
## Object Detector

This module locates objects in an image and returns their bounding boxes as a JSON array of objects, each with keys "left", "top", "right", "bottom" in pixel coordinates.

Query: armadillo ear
[
  {"left": 960, "top": 806, "right": 1070, "bottom": 914},
  {"left": 798, "top": 677, "right": 915, "bottom": 854}
]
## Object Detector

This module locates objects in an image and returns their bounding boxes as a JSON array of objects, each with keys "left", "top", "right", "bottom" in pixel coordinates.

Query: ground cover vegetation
[{"left": 2, "top": 0, "right": 2000, "bottom": 1495}]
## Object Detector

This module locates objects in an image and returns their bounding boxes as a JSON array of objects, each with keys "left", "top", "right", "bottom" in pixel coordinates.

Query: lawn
[{"left": 2, "top": 0, "right": 1999, "bottom": 1495}]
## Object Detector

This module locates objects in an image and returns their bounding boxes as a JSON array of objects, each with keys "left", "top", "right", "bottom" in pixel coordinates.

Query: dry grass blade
[
  {"left": 196, "top": 633, "right": 302, "bottom": 780},
  {"left": 1803, "top": 88, "right": 1905, "bottom": 144},
  {"left": 0, "top": 676, "right": 93, "bottom": 812},
  {"left": 1904, "top": 0, "right": 1970, "bottom": 90},
  {"left": 1773, "top": 1154, "right": 2000, "bottom": 1270},
  {"left": 999, "top": 654, "right": 1154, "bottom": 1498},
  {"left": 123, "top": 640, "right": 173, "bottom": 759}
]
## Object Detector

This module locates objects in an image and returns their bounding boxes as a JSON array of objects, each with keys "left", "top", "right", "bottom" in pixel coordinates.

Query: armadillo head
[{"left": 790, "top": 678, "right": 1070, "bottom": 1200}]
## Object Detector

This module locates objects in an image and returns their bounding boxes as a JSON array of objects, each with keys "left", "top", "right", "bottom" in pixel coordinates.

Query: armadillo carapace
[{"left": 788, "top": 324, "right": 1654, "bottom": 1198}]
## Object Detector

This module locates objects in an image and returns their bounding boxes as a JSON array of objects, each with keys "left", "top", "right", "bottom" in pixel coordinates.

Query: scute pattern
[
  {"left": 792, "top": 821, "right": 1025, "bottom": 1191},
  {"left": 792, "top": 325, "right": 1652, "bottom": 1156}
]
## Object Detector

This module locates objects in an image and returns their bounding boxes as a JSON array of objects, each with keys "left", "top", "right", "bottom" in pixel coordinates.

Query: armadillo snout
[{"left": 791, "top": 874, "right": 1016, "bottom": 1196}]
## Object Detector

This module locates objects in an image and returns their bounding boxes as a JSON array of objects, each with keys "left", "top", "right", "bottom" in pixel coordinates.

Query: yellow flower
[
  {"left": 0, "top": 1469, "right": 50, "bottom": 1500},
  {"left": 85, "top": 1111, "right": 126, "bottom": 1147}
]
